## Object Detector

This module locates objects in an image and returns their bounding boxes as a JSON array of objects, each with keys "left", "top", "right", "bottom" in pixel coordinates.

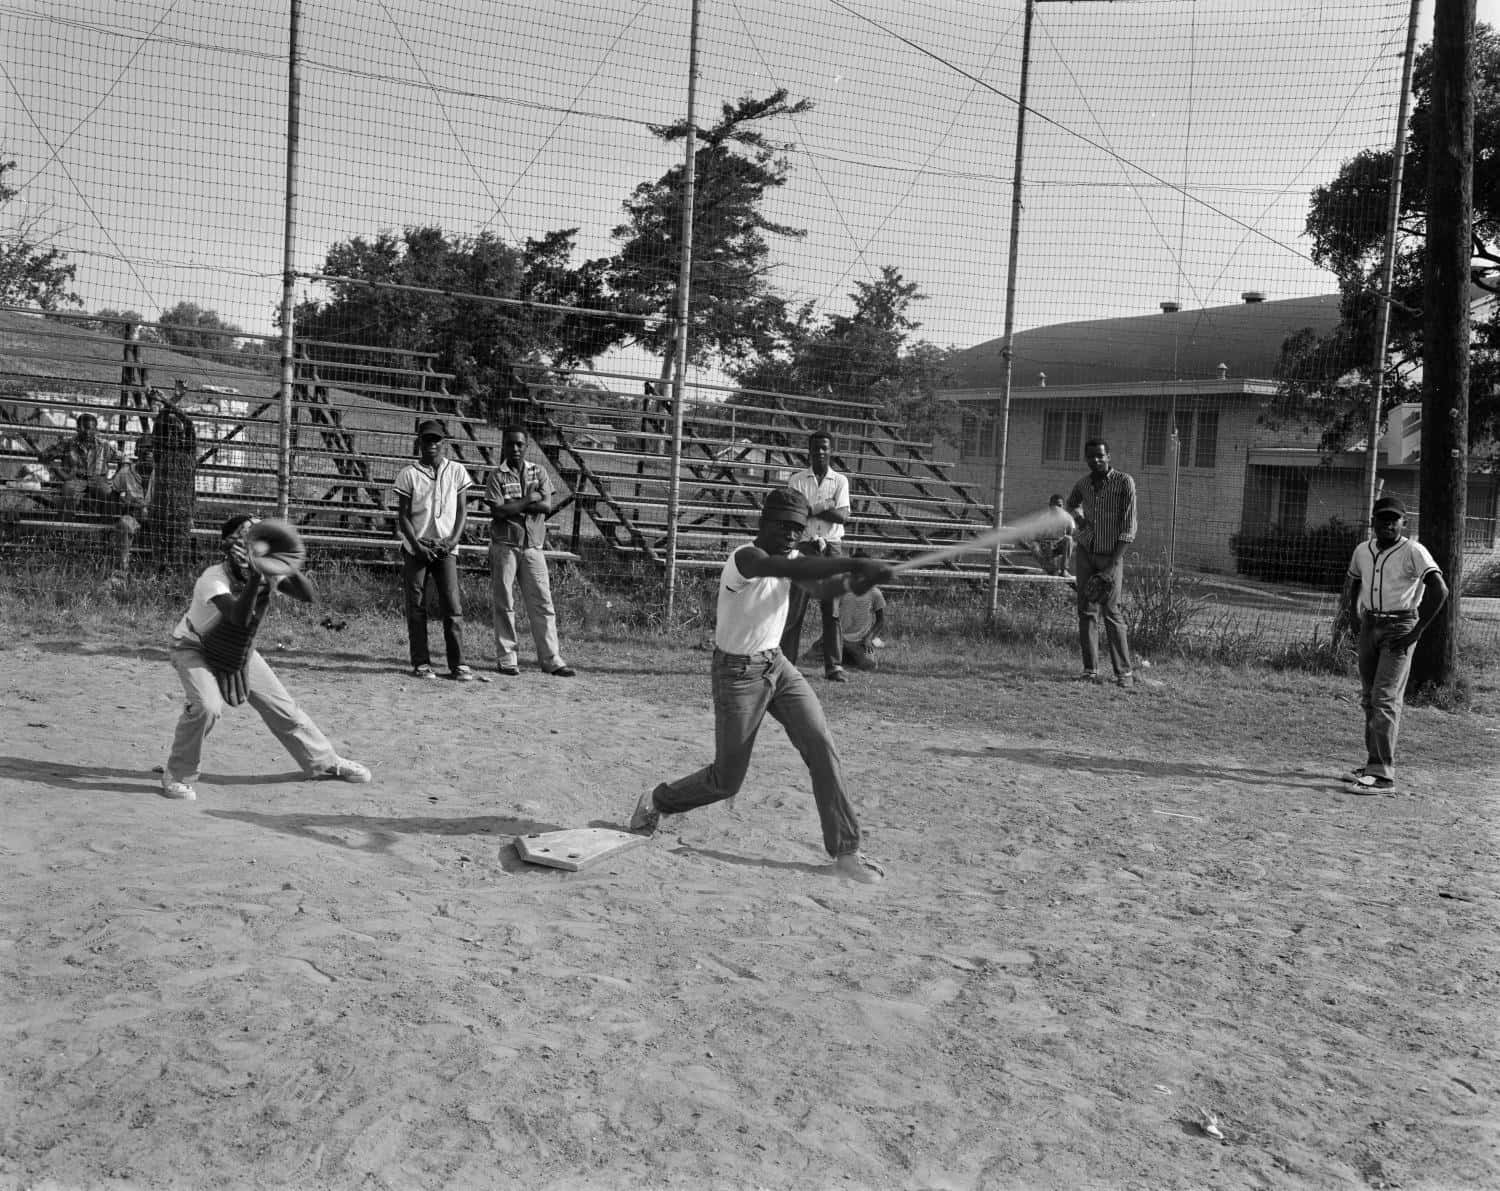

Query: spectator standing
[
  {"left": 1339, "top": 496, "right": 1449, "bottom": 794},
  {"left": 484, "top": 425, "right": 575, "bottom": 678},
  {"left": 145, "top": 383, "right": 197, "bottom": 569},
  {"left": 781, "top": 429, "right": 853, "bottom": 681},
  {"left": 394, "top": 419, "right": 475, "bottom": 681},
  {"left": 38, "top": 411, "right": 118, "bottom": 516},
  {"left": 1066, "top": 438, "right": 1137, "bottom": 687}
]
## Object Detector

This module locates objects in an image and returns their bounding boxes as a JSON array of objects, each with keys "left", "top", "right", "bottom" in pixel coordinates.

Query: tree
[
  {"left": 608, "top": 90, "right": 811, "bottom": 377},
  {"left": 0, "top": 157, "right": 80, "bottom": 311},
  {"left": 294, "top": 225, "right": 624, "bottom": 418},
  {"left": 1280, "top": 25, "right": 1499, "bottom": 457},
  {"left": 75, "top": 308, "right": 158, "bottom": 339},
  {"left": 732, "top": 267, "right": 956, "bottom": 440},
  {"left": 157, "top": 302, "right": 244, "bottom": 356}
]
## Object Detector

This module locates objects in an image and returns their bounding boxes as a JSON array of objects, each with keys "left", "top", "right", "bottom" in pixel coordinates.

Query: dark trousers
[
  {"left": 1074, "top": 548, "right": 1133, "bottom": 678},
  {"left": 1356, "top": 612, "right": 1418, "bottom": 779},
  {"left": 401, "top": 551, "right": 464, "bottom": 671},
  {"left": 654, "top": 648, "right": 861, "bottom": 858},
  {"left": 780, "top": 541, "right": 842, "bottom": 673}
]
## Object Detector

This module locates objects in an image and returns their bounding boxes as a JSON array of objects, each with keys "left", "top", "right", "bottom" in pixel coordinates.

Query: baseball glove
[
  {"left": 200, "top": 619, "right": 255, "bottom": 707},
  {"left": 246, "top": 518, "right": 306, "bottom": 577},
  {"left": 1082, "top": 572, "right": 1113, "bottom": 605}
]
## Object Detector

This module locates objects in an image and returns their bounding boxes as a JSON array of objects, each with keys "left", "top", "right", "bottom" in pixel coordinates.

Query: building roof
[{"left": 946, "top": 294, "right": 1344, "bottom": 391}]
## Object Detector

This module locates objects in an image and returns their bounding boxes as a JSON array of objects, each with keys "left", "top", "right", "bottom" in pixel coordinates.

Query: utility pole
[{"left": 1412, "top": 0, "right": 1475, "bottom": 690}]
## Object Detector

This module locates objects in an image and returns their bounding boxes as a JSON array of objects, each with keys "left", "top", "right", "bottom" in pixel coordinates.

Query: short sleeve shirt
[
  {"left": 839, "top": 587, "right": 885, "bottom": 642},
  {"left": 787, "top": 468, "right": 851, "bottom": 544},
  {"left": 172, "top": 563, "right": 234, "bottom": 643},
  {"left": 393, "top": 457, "right": 474, "bottom": 553},
  {"left": 1347, "top": 536, "right": 1441, "bottom": 614},
  {"left": 716, "top": 543, "right": 796, "bottom": 654},
  {"left": 484, "top": 460, "right": 553, "bottom": 549}
]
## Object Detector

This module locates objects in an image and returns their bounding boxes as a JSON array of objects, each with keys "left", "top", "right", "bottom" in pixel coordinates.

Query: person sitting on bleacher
[
  {"left": 110, "top": 438, "right": 153, "bottom": 575},
  {"left": 37, "top": 412, "right": 119, "bottom": 517}
]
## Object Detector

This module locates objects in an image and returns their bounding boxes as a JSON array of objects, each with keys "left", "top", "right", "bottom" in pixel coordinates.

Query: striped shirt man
[{"left": 1066, "top": 467, "right": 1137, "bottom": 555}]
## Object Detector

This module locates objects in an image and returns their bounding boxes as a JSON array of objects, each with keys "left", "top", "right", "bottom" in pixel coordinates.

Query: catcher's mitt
[
  {"left": 1081, "top": 572, "right": 1113, "bottom": 605},
  {"left": 246, "top": 518, "right": 306, "bottom": 577},
  {"left": 200, "top": 619, "right": 255, "bottom": 706}
]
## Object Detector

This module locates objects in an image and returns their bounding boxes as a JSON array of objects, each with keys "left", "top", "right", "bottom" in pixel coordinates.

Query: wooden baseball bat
[{"left": 891, "top": 505, "right": 1074, "bottom": 574}]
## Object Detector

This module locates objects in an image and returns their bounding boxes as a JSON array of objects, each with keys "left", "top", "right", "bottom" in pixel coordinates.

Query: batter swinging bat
[{"left": 892, "top": 504, "right": 1075, "bottom": 574}]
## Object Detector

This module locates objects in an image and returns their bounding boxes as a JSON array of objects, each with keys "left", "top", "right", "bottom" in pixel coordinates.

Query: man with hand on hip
[
  {"left": 484, "top": 425, "right": 574, "bottom": 678},
  {"left": 394, "top": 419, "right": 475, "bottom": 681},
  {"left": 781, "top": 428, "right": 853, "bottom": 681},
  {"left": 1340, "top": 495, "right": 1448, "bottom": 794},
  {"left": 1066, "top": 438, "right": 1137, "bottom": 688}
]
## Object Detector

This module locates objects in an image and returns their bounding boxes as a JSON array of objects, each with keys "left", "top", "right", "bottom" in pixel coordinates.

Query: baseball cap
[
  {"left": 416, "top": 418, "right": 447, "bottom": 440},
  {"left": 1372, "top": 496, "right": 1406, "bottom": 519},
  {"left": 761, "top": 487, "right": 810, "bottom": 528}
]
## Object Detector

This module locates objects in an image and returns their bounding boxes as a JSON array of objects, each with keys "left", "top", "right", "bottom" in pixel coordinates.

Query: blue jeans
[
  {"left": 489, "top": 543, "right": 565, "bottom": 671},
  {"left": 1074, "top": 548, "right": 1133, "bottom": 678},
  {"left": 654, "top": 648, "right": 861, "bottom": 858},
  {"left": 1357, "top": 612, "right": 1418, "bottom": 779},
  {"left": 401, "top": 550, "right": 465, "bottom": 671},
  {"left": 167, "top": 642, "right": 337, "bottom": 785}
]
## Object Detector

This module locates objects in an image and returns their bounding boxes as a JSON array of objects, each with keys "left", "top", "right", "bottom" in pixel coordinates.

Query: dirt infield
[{"left": 1, "top": 633, "right": 1496, "bottom": 1190}]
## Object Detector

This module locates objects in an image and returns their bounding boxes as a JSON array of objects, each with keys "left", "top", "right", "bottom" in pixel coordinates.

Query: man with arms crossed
[
  {"left": 1339, "top": 495, "right": 1448, "bottom": 794},
  {"left": 781, "top": 429, "right": 854, "bottom": 681},
  {"left": 394, "top": 419, "right": 475, "bottom": 681},
  {"left": 631, "top": 488, "right": 893, "bottom": 883},
  {"left": 1066, "top": 438, "right": 1137, "bottom": 687},
  {"left": 484, "top": 425, "right": 575, "bottom": 677}
]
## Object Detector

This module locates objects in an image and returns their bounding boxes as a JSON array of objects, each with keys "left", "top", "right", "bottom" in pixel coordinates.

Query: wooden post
[{"left": 1412, "top": 0, "right": 1475, "bottom": 690}]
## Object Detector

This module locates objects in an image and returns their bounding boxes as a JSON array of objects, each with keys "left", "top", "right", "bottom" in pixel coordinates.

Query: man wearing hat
[
  {"left": 393, "top": 419, "right": 476, "bottom": 680},
  {"left": 1339, "top": 495, "right": 1448, "bottom": 794},
  {"left": 629, "top": 487, "right": 894, "bottom": 883}
]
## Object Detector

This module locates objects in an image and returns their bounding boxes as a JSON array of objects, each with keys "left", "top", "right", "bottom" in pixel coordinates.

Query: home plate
[{"left": 513, "top": 828, "right": 647, "bottom": 871}]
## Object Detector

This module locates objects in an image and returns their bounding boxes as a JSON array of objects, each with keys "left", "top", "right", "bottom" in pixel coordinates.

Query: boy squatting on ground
[
  {"left": 159, "top": 515, "right": 371, "bottom": 801},
  {"left": 629, "top": 487, "right": 894, "bottom": 884}
]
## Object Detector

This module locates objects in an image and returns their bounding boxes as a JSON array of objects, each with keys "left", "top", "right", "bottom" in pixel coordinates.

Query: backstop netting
[{"left": 5, "top": 0, "right": 1493, "bottom": 640}]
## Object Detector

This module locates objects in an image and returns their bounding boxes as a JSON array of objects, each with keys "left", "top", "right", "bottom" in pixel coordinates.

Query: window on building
[
  {"left": 1143, "top": 410, "right": 1172, "bottom": 466},
  {"left": 960, "top": 408, "right": 1001, "bottom": 459},
  {"left": 1042, "top": 409, "right": 1102, "bottom": 462},
  {"left": 1193, "top": 410, "right": 1218, "bottom": 468}
]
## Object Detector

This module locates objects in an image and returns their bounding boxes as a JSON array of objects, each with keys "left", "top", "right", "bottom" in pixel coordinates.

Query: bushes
[{"left": 1230, "top": 518, "right": 1361, "bottom": 588}]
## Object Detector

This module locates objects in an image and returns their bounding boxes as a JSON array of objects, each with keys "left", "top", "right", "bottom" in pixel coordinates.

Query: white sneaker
[
  {"left": 160, "top": 776, "right": 197, "bottom": 801},
  {"left": 315, "top": 758, "right": 372, "bottom": 784}
]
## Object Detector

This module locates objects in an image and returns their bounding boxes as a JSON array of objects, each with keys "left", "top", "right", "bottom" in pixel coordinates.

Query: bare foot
[{"left": 831, "top": 852, "right": 884, "bottom": 883}]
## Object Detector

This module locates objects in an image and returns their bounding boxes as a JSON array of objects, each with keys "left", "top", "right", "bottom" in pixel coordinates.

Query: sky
[{"left": 3, "top": 0, "right": 1496, "bottom": 381}]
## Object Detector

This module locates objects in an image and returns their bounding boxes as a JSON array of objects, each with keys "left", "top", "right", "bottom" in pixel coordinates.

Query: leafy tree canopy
[
  {"left": 609, "top": 90, "right": 811, "bottom": 373},
  {"left": 158, "top": 301, "right": 243, "bottom": 355},
  {"left": 732, "top": 267, "right": 955, "bottom": 441},
  {"left": 1274, "top": 24, "right": 1499, "bottom": 456},
  {"left": 293, "top": 226, "right": 623, "bottom": 418},
  {"left": 0, "top": 157, "right": 80, "bottom": 311}
]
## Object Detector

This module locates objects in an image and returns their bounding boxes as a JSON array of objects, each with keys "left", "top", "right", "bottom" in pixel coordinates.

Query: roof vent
[
  {"left": 1160, "top": 301, "right": 1180, "bottom": 313},
  {"left": 1241, "top": 290, "right": 1265, "bottom": 303},
  {"left": 1038, "top": 371, "right": 1047, "bottom": 388},
  {"left": 1217, "top": 362, "right": 1228, "bottom": 379}
]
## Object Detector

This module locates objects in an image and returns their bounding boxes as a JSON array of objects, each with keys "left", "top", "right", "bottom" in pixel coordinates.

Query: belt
[
  {"left": 1364, "top": 610, "right": 1416, "bottom": 619},
  {"left": 714, "top": 647, "right": 781, "bottom": 663}
]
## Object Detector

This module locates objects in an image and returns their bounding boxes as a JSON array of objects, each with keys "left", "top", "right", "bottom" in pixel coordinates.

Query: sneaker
[
  {"left": 411, "top": 664, "right": 436, "bottom": 679},
  {"left": 1117, "top": 673, "right": 1136, "bottom": 689},
  {"left": 549, "top": 665, "right": 577, "bottom": 678},
  {"left": 1074, "top": 671, "right": 1103, "bottom": 684},
  {"left": 831, "top": 852, "right": 885, "bottom": 884},
  {"left": 630, "top": 784, "right": 665, "bottom": 835},
  {"left": 160, "top": 775, "right": 197, "bottom": 801},
  {"left": 451, "top": 665, "right": 475, "bottom": 682},
  {"left": 1350, "top": 773, "right": 1396, "bottom": 795},
  {"left": 496, "top": 664, "right": 521, "bottom": 676},
  {"left": 826, "top": 669, "right": 848, "bottom": 683},
  {"left": 315, "top": 758, "right": 372, "bottom": 784},
  {"left": 1340, "top": 768, "right": 1369, "bottom": 784}
]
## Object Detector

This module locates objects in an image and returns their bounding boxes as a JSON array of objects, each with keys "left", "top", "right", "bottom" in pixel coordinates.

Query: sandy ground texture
[{"left": 1, "top": 632, "right": 1497, "bottom": 1191}]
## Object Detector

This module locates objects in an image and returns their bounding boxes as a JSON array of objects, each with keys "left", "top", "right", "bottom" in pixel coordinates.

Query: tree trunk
[{"left": 1412, "top": 0, "right": 1475, "bottom": 691}]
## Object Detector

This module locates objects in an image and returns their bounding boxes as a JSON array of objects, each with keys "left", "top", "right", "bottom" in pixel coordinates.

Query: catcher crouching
[{"left": 160, "top": 514, "right": 371, "bottom": 801}]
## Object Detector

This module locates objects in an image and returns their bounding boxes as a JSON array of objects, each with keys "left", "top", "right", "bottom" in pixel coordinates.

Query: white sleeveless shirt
[{"left": 715, "top": 543, "right": 796, "bottom": 654}]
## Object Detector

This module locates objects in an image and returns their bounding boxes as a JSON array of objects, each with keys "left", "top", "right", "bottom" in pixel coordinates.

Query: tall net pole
[
  {"left": 664, "top": 0, "right": 702, "bottom": 626},
  {"left": 986, "top": 0, "right": 1035, "bottom": 618},
  {"left": 276, "top": 0, "right": 303, "bottom": 521},
  {"left": 1362, "top": 0, "right": 1423, "bottom": 525}
]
